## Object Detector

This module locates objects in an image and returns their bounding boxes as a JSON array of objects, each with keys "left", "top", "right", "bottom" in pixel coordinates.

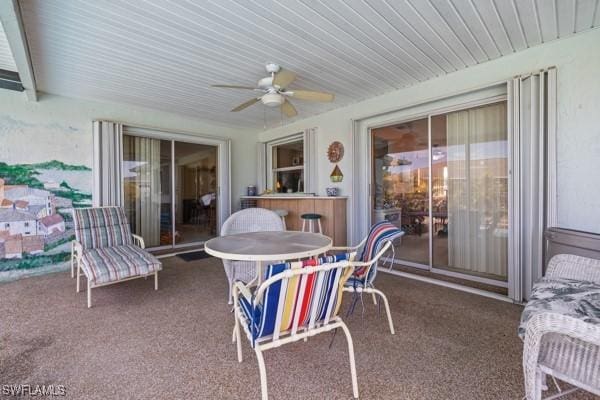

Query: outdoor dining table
[{"left": 204, "top": 231, "right": 333, "bottom": 285}]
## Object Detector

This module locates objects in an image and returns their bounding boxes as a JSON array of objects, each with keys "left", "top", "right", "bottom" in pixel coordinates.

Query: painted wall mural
[{"left": 0, "top": 115, "right": 92, "bottom": 281}]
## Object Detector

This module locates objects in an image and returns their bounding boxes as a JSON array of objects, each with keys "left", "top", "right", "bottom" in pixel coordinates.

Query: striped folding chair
[
  {"left": 232, "top": 258, "right": 358, "bottom": 400},
  {"left": 331, "top": 221, "right": 405, "bottom": 335}
]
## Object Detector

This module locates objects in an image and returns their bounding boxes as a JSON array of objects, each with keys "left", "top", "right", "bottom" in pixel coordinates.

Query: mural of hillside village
[
  {"left": 0, "top": 161, "right": 92, "bottom": 280},
  {"left": 0, "top": 115, "right": 92, "bottom": 281}
]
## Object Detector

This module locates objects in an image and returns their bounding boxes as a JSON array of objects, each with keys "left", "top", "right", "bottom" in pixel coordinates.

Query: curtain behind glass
[
  {"left": 123, "top": 136, "right": 161, "bottom": 247},
  {"left": 446, "top": 102, "right": 508, "bottom": 279}
]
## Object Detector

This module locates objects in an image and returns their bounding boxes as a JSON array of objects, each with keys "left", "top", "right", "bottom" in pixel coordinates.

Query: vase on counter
[{"left": 326, "top": 187, "right": 339, "bottom": 197}]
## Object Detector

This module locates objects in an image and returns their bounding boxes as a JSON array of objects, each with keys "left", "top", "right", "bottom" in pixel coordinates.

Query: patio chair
[
  {"left": 232, "top": 259, "right": 358, "bottom": 400},
  {"left": 221, "top": 208, "right": 284, "bottom": 304},
  {"left": 332, "top": 221, "right": 405, "bottom": 335},
  {"left": 520, "top": 254, "right": 600, "bottom": 400},
  {"left": 72, "top": 206, "right": 162, "bottom": 308}
]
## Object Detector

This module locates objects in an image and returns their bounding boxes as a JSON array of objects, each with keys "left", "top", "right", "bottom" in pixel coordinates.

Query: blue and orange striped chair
[
  {"left": 232, "top": 256, "right": 358, "bottom": 400},
  {"left": 332, "top": 221, "right": 405, "bottom": 335}
]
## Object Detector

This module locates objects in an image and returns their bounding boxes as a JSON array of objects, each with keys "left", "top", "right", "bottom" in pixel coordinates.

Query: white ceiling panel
[
  {"left": 17, "top": 0, "right": 599, "bottom": 129},
  {"left": 0, "top": 20, "right": 17, "bottom": 72}
]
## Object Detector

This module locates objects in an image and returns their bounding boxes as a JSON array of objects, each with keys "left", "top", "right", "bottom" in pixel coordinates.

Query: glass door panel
[
  {"left": 372, "top": 118, "right": 430, "bottom": 266},
  {"left": 174, "top": 142, "right": 218, "bottom": 245},
  {"left": 431, "top": 102, "right": 508, "bottom": 280},
  {"left": 123, "top": 136, "right": 172, "bottom": 248}
]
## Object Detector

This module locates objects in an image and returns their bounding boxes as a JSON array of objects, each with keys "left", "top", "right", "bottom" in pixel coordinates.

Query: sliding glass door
[
  {"left": 174, "top": 141, "right": 218, "bottom": 245},
  {"left": 123, "top": 136, "right": 172, "bottom": 248},
  {"left": 432, "top": 102, "right": 508, "bottom": 281},
  {"left": 371, "top": 100, "right": 509, "bottom": 284},
  {"left": 123, "top": 135, "right": 219, "bottom": 250},
  {"left": 372, "top": 118, "right": 430, "bottom": 266}
]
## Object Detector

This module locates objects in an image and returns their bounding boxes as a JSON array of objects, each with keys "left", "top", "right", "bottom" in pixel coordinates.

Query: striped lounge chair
[
  {"left": 232, "top": 257, "right": 358, "bottom": 400},
  {"left": 332, "top": 221, "right": 405, "bottom": 335},
  {"left": 72, "top": 206, "right": 162, "bottom": 308}
]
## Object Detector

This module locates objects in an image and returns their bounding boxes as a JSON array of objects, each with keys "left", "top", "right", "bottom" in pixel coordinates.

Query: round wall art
[{"left": 327, "top": 141, "right": 344, "bottom": 163}]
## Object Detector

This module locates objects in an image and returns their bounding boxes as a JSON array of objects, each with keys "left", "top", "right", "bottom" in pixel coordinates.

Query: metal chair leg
[
  {"left": 235, "top": 310, "right": 243, "bottom": 362},
  {"left": 371, "top": 288, "right": 394, "bottom": 335},
  {"left": 255, "top": 347, "right": 269, "bottom": 400},
  {"left": 76, "top": 260, "right": 81, "bottom": 293},
  {"left": 70, "top": 243, "right": 75, "bottom": 278},
  {"left": 87, "top": 281, "right": 92, "bottom": 308},
  {"left": 339, "top": 321, "right": 359, "bottom": 399}
]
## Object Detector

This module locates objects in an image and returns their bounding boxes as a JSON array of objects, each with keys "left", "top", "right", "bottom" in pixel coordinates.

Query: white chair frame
[
  {"left": 232, "top": 262, "right": 359, "bottom": 400},
  {"left": 73, "top": 233, "right": 158, "bottom": 308},
  {"left": 332, "top": 239, "right": 396, "bottom": 335}
]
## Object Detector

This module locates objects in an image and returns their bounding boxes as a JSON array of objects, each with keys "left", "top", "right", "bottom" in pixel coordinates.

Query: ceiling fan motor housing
[{"left": 261, "top": 92, "right": 284, "bottom": 107}]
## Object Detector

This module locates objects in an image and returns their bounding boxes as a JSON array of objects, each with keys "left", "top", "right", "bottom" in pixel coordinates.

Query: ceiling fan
[{"left": 211, "top": 63, "right": 334, "bottom": 118}]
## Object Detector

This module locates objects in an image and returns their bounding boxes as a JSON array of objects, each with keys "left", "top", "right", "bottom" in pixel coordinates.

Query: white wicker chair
[
  {"left": 220, "top": 208, "right": 284, "bottom": 304},
  {"left": 522, "top": 254, "right": 600, "bottom": 400}
]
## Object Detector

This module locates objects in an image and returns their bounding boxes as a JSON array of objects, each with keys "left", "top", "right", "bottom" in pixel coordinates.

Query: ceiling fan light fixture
[
  {"left": 212, "top": 64, "right": 334, "bottom": 117},
  {"left": 261, "top": 93, "right": 284, "bottom": 107}
]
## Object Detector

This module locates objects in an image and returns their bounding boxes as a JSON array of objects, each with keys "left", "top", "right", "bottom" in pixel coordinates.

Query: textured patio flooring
[{"left": 0, "top": 256, "right": 595, "bottom": 399}]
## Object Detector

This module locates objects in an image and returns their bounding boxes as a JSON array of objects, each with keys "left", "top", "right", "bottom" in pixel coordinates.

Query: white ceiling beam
[{"left": 0, "top": 0, "right": 37, "bottom": 101}]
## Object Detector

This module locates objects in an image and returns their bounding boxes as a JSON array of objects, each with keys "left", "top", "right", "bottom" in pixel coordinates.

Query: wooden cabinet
[{"left": 255, "top": 197, "right": 347, "bottom": 246}]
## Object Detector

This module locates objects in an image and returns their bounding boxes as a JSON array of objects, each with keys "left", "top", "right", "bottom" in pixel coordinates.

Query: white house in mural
[
  {"left": 0, "top": 178, "right": 60, "bottom": 259},
  {"left": 0, "top": 208, "right": 37, "bottom": 236},
  {"left": 1, "top": 184, "right": 55, "bottom": 218},
  {"left": 39, "top": 213, "right": 65, "bottom": 235}
]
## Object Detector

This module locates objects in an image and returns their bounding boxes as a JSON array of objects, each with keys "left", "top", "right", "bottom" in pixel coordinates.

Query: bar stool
[
  {"left": 301, "top": 213, "right": 322, "bottom": 234},
  {"left": 273, "top": 209, "right": 288, "bottom": 230}
]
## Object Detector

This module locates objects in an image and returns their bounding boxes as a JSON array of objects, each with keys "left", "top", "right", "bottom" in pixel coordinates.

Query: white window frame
[{"left": 266, "top": 133, "right": 305, "bottom": 193}]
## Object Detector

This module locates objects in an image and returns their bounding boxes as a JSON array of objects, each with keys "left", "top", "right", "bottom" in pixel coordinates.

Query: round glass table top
[{"left": 204, "top": 231, "right": 332, "bottom": 261}]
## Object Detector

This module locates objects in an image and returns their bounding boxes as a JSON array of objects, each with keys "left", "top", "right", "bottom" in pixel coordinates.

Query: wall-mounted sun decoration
[
  {"left": 327, "top": 141, "right": 344, "bottom": 183},
  {"left": 327, "top": 141, "right": 344, "bottom": 163}
]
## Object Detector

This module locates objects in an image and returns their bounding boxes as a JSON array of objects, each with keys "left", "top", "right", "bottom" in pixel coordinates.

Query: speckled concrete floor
[{"left": 0, "top": 257, "right": 596, "bottom": 400}]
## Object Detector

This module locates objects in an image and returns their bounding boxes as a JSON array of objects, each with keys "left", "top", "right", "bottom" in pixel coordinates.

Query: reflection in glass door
[
  {"left": 372, "top": 118, "right": 430, "bottom": 266},
  {"left": 371, "top": 100, "right": 509, "bottom": 285},
  {"left": 123, "top": 135, "right": 219, "bottom": 250}
]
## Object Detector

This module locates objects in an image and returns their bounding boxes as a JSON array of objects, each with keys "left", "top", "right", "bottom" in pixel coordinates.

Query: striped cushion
[
  {"left": 355, "top": 221, "right": 404, "bottom": 282},
  {"left": 238, "top": 259, "right": 351, "bottom": 342},
  {"left": 73, "top": 207, "right": 133, "bottom": 250},
  {"left": 80, "top": 244, "right": 162, "bottom": 285}
]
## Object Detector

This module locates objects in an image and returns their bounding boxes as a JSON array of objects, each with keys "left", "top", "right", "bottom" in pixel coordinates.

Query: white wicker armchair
[
  {"left": 522, "top": 254, "right": 600, "bottom": 400},
  {"left": 220, "top": 208, "right": 285, "bottom": 304}
]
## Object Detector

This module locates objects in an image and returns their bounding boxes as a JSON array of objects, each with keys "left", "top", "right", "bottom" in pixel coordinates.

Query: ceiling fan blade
[
  {"left": 281, "top": 99, "right": 297, "bottom": 118},
  {"left": 231, "top": 98, "right": 260, "bottom": 112},
  {"left": 273, "top": 69, "right": 297, "bottom": 88},
  {"left": 288, "top": 89, "right": 334, "bottom": 102},
  {"left": 212, "top": 84, "right": 257, "bottom": 90}
]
